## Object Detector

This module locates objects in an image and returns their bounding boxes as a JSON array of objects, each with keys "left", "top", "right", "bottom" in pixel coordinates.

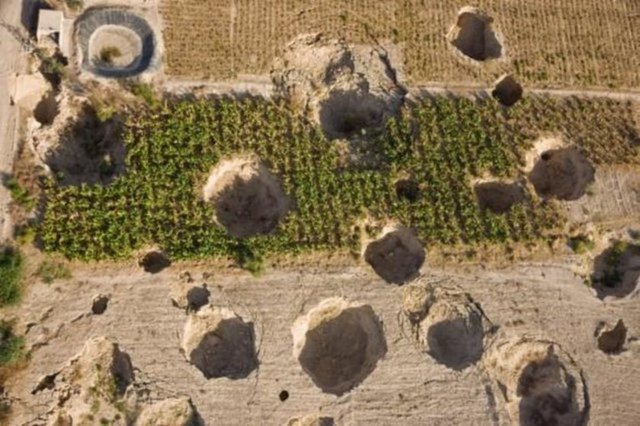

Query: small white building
[{"left": 36, "top": 9, "right": 73, "bottom": 58}]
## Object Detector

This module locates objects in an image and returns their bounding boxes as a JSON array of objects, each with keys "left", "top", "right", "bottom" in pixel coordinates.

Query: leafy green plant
[
  {"left": 6, "top": 178, "right": 35, "bottom": 210},
  {"left": 568, "top": 235, "right": 594, "bottom": 254},
  {"left": 0, "top": 248, "right": 22, "bottom": 306},
  {"left": 36, "top": 259, "right": 72, "bottom": 284},
  {"left": 233, "top": 243, "right": 264, "bottom": 276},
  {"left": 88, "top": 96, "right": 117, "bottom": 123},
  {"left": 130, "top": 83, "right": 159, "bottom": 108},
  {"left": 63, "top": 0, "right": 84, "bottom": 11},
  {"left": 41, "top": 57, "right": 66, "bottom": 76},
  {"left": 99, "top": 46, "right": 121, "bottom": 64},
  {"left": 0, "top": 321, "right": 24, "bottom": 366},
  {"left": 15, "top": 224, "right": 37, "bottom": 246}
]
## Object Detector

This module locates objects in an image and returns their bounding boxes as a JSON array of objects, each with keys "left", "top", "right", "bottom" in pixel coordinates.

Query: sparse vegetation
[
  {"left": 0, "top": 321, "right": 24, "bottom": 366},
  {"left": 568, "top": 235, "right": 594, "bottom": 254},
  {"left": 6, "top": 178, "right": 35, "bottom": 210},
  {"left": 36, "top": 259, "right": 72, "bottom": 284},
  {"left": 15, "top": 224, "right": 37, "bottom": 246},
  {"left": 594, "top": 240, "right": 636, "bottom": 288},
  {"left": 89, "top": 95, "right": 118, "bottom": 123},
  {"left": 0, "top": 248, "right": 22, "bottom": 306},
  {"left": 130, "top": 83, "right": 160, "bottom": 109},
  {"left": 40, "top": 56, "right": 66, "bottom": 76},
  {"left": 38, "top": 95, "right": 638, "bottom": 264},
  {"left": 99, "top": 46, "right": 122, "bottom": 65},
  {"left": 37, "top": 52, "right": 68, "bottom": 88},
  {"left": 63, "top": 0, "right": 84, "bottom": 11}
]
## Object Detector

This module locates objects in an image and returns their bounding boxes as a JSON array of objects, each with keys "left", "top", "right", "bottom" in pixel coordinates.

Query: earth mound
[
  {"left": 364, "top": 225, "right": 425, "bottom": 284},
  {"left": 591, "top": 241, "right": 640, "bottom": 299},
  {"left": 403, "top": 283, "right": 487, "bottom": 370},
  {"left": 447, "top": 7, "right": 503, "bottom": 62},
  {"left": 38, "top": 337, "right": 135, "bottom": 424},
  {"left": 596, "top": 319, "right": 627, "bottom": 354},
  {"left": 528, "top": 147, "right": 595, "bottom": 201},
  {"left": 474, "top": 180, "right": 526, "bottom": 214},
  {"left": 171, "top": 273, "right": 211, "bottom": 311},
  {"left": 483, "top": 335, "right": 589, "bottom": 425},
  {"left": 292, "top": 297, "right": 386, "bottom": 395},
  {"left": 272, "top": 34, "right": 405, "bottom": 140},
  {"left": 492, "top": 74, "right": 523, "bottom": 107},
  {"left": 136, "top": 397, "right": 202, "bottom": 426},
  {"left": 203, "top": 157, "right": 290, "bottom": 238},
  {"left": 181, "top": 306, "right": 258, "bottom": 379},
  {"left": 76, "top": 8, "right": 156, "bottom": 78}
]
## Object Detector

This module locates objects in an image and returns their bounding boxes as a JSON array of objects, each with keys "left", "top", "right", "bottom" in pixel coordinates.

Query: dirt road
[{"left": 0, "top": 0, "right": 26, "bottom": 242}]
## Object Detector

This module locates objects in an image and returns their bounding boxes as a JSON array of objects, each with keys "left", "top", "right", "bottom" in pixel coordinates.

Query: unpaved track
[
  {"left": 5, "top": 260, "right": 640, "bottom": 425},
  {"left": 0, "top": 1, "right": 25, "bottom": 242},
  {"left": 164, "top": 76, "right": 640, "bottom": 102}
]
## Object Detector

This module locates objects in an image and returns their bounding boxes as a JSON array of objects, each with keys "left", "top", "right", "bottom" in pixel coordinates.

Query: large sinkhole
[
  {"left": 364, "top": 227, "right": 425, "bottom": 284},
  {"left": 592, "top": 241, "right": 640, "bottom": 299},
  {"left": 44, "top": 103, "right": 125, "bottom": 186},
  {"left": 292, "top": 298, "right": 386, "bottom": 395},
  {"left": 492, "top": 75, "right": 523, "bottom": 107},
  {"left": 407, "top": 285, "right": 486, "bottom": 371},
  {"left": 484, "top": 337, "right": 589, "bottom": 426},
  {"left": 425, "top": 306, "right": 484, "bottom": 370},
  {"left": 182, "top": 307, "right": 258, "bottom": 380},
  {"left": 517, "top": 351, "right": 583, "bottom": 426},
  {"left": 318, "top": 89, "right": 387, "bottom": 140},
  {"left": 448, "top": 7, "right": 503, "bottom": 62},
  {"left": 474, "top": 181, "right": 526, "bottom": 214},
  {"left": 203, "top": 157, "right": 289, "bottom": 239},
  {"left": 528, "top": 147, "right": 595, "bottom": 201}
]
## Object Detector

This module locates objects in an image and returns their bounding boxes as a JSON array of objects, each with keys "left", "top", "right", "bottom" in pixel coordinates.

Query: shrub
[
  {"left": 130, "top": 83, "right": 159, "bottom": 108},
  {"left": 36, "top": 259, "right": 72, "bottom": 284},
  {"left": 568, "top": 235, "right": 594, "bottom": 254},
  {"left": 0, "top": 248, "right": 22, "bottom": 306},
  {"left": 0, "top": 321, "right": 24, "bottom": 366},
  {"left": 99, "top": 46, "right": 122, "bottom": 65},
  {"left": 6, "top": 178, "right": 35, "bottom": 210},
  {"left": 64, "top": 0, "right": 84, "bottom": 11}
]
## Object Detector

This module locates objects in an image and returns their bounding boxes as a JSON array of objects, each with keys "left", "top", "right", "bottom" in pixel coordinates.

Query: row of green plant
[{"left": 38, "top": 95, "right": 639, "bottom": 261}]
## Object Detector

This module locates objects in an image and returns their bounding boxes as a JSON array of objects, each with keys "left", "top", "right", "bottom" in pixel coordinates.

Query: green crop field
[{"left": 38, "top": 95, "right": 640, "bottom": 262}]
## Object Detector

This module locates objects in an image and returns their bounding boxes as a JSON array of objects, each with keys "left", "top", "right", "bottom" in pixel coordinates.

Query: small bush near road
[
  {"left": 0, "top": 248, "right": 22, "bottom": 307},
  {"left": 36, "top": 259, "right": 72, "bottom": 284}
]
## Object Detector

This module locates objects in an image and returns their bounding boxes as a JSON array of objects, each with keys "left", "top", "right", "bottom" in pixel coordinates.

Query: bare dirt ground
[
  {"left": 567, "top": 165, "right": 640, "bottom": 226},
  {"left": 3, "top": 254, "right": 640, "bottom": 425}
]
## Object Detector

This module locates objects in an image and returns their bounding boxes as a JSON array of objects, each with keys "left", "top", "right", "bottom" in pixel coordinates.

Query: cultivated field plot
[
  {"left": 39, "top": 95, "right": 640, "bottom": 262},
  {"left": 159, "top": 0, "right": 640, "bottom": 88}
]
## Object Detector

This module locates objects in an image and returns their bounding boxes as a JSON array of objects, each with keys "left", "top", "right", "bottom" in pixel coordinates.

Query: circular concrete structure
[{"left": 76, "top": 8, "right": 155, "bottom": 78}]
